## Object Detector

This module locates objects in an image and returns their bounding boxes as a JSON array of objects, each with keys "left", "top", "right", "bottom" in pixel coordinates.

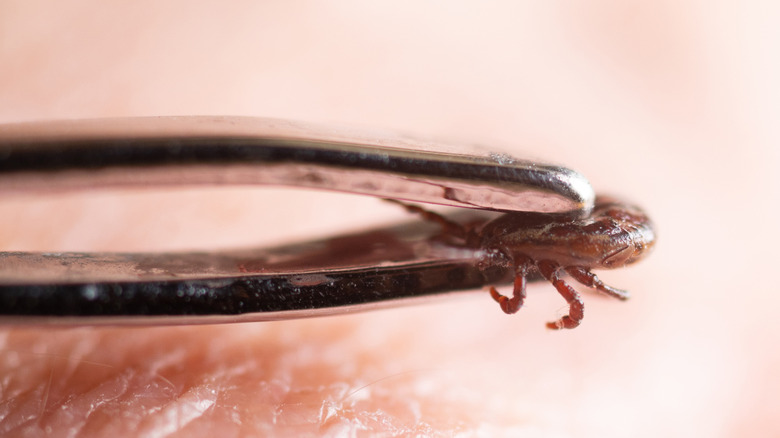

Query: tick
[{"left": 390, "top": 196, "right": 656, "bottom": 329}]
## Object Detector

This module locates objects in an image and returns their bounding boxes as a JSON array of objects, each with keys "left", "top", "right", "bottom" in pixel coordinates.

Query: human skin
[{"left": 1, "top": 1, "right": 779, "bottom": 436}]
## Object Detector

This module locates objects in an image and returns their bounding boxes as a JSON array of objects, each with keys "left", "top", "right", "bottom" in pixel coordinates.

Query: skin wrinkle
[
  {"left": 36, "top": 365, "right": 53, "bottom": 429},
  {"left": 0, "top": 329, "right": 236, "bottom": 436},
  {"left": 315, "top": 373, "right": 426, "bottom": 434},
  {"left": 39, "top": 369, "right": 134, "bottom": 438},
  {"left": 9, "top": 322, "right": 476, "bottom": 436},
  {"left": 2, "top": 365, "right": 173, "bottom": 436},
  {"left": 135, "top": 384, "right": 218, "bottom": 438}
]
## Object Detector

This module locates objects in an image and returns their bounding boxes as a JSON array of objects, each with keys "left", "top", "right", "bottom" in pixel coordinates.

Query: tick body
[{"left": 391, "top": 196, "right": 655, "bottom": 329}]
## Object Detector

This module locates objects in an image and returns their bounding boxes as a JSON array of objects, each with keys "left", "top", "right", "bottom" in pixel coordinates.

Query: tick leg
[
  {"left": 565, "top": 267, "right": 630, "bottom": 301},
  {"left": 383, "top": 199, "right": 468, "bottom": 239},
  {"left": 489, "top": 274, "right": 527, "bottom": 314},
  {"left": 538, "top": 260, "right": 584, "bottom": 330}
]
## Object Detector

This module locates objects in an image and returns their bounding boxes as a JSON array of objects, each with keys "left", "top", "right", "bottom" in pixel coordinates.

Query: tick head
[
  {"left": 600, "top": 236, "right": 652, "bottom": 267},
  {"left": 593, "top": 197, "right": 656, "bottom": 268}
]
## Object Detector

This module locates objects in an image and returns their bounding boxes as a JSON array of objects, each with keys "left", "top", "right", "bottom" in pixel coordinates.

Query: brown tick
[{"left": 390, "top": 196, "right": 656, "bottom": 329}]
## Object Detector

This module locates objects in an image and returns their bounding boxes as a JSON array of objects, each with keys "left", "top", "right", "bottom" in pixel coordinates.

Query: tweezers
[{"left": 0, "top": 116, "right": 594, "bottom": 325}]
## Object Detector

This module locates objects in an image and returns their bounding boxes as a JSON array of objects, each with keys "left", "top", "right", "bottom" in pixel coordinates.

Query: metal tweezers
[{"left": 0, "top": 116, "right": 594, "bottom": 325}]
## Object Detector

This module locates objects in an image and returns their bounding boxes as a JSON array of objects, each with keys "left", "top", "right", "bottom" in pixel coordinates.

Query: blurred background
[{"left": 0, "top": 1, "right": 778, "bottom": 436}]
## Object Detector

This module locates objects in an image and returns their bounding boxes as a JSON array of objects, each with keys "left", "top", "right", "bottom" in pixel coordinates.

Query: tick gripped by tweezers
[{"left": 0, "top": 116, "right": 605, "bottom": 325}]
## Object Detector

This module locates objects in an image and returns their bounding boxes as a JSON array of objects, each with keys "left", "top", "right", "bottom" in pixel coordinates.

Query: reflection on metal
[
  {"left": 0, "top": 116, "right": 594, "bottom": 213},
  {"left": 0, "top": 212, "right": 529, "bottom": 324}
]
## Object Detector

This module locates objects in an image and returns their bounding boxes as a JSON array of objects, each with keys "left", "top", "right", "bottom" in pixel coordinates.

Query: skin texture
[{"left": 1, "top": 2, "right": 779, "bottom": 436}]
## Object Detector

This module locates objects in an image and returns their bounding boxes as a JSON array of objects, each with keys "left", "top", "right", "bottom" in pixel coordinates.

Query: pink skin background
[{"left": 1, "top": 1, "right": 778, "bottom": 436}]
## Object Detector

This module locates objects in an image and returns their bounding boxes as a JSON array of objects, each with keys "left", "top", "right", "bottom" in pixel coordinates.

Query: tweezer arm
[
  {"left": 0, "top": 212, "right": 530, "bottom": 325},
  {"left": 0, "top": 116, "right": 594, "bottom": 214}
]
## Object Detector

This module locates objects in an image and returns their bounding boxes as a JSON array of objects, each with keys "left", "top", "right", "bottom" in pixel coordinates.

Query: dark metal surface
[
  {"left": 0, "top": 116, "right": 594, "bottom": 214},
  {"left": 0, "top": 212, "right": 520, "bottom": 324}
]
